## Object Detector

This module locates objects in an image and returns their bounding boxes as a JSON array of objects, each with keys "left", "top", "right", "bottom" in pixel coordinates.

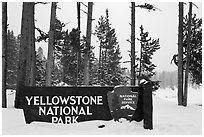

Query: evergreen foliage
[
  {"left": 60, "top": 29, "right": 97, "bottom": 85},
  {"left": 61, "top": 28, "right": 82, "bottom": 85},
  {"left": 183, "top": 14, "right": 202, "bottom": 85},
  {"left": 152, "top": 70, "right": 201, "bottom": 90},
  {"left": 6, "top": 30, "right": 20, "bottom": 89},
  {"left": 138, "top": 25, "right": 160, "bottom": 91},
  {"left": 36, "top": 18, "right": 98, "bottom": 86},
  {"left": 152, "top": 71, "right": 178, "bottom": 90},
  {"left": 35, "top": 47, "right": 46, "bottom": 86},
  {"left": 95, "top": 9, "right": 126, "bottom": 86},
  {"left": 35, "top": 18, "right": 63, "bottom": 86}
]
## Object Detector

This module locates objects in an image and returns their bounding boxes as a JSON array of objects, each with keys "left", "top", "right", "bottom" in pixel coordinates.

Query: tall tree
[
  {"left": 36, "top": 47, "right": 46, "bottom": 86},
  {"left": 178, "top": 2, "right": 184, "bottom": 106},
  {"left": 133, "top": 3, "right": 160, "bottom": 85},
  {"left": 6, "top": 31, "right": 20, "bottom": 90},
  {"left": 15, "top": 2, "right": 36, "bottom": 108},
  {"left": 36, "top": 18, "right": 68, "bottom": 86},
  {"left": 76, "top": 2, "right": 81, "bottom": 85},
  {"left": 183, "top": 14, "right": 202, "bottom": 86},
  {"left": 2, "top": 2, "right": 7, "bottom": 108},
  {"left": 84, "top": 2, "right": 93, "bottom": 85},
  {"left": 45, "top": 2, "right": 57, "bottom": 86},
  {"left": 137, "top": 25, "right": 160, "bottom": 91},
  {"left": 131, "top": 2, "right": 136, "bottom": 85},
  {"left": 183, "top": 2, "right": 192, "bottom": 106},
  {"left": 61, "top": 28, "right": 81, "bottom": 85},
  {"left": 89, "top": 53, "right": 100, "bottom": 85},
  {"left": 96, "top": 15, "right": 106, "bottom": 83},
  {"left": 95, "top": 9, "right": 124, "bottom": 86},
  {"left": 171, "top": 4, "right": 202, "bottom": 105}
]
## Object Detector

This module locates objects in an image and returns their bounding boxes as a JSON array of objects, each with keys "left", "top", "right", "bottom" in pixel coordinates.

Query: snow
[
  {"left": 155, "top": 86, "right": 202, "bottom": 105},
  {"left": 55, "top": 82, "right": 70, "bottom": 87},
  {"left": 2, "top": 87, "right": 202, "bottom": 135}
]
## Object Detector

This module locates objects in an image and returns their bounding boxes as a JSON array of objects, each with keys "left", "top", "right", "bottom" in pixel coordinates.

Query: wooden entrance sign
[{"left": 20, "top": 82, "right": 153, "bottom": 130}]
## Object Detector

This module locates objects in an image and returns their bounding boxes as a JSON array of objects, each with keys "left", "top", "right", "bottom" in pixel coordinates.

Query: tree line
[
  {"left": 152, "top": 71, "right": 201, "bottom": 90},
  {"left": 176, "top": 2, "right": 202, "bottom": 106},
  {"left": 2, "top": 2, "right": 201, "bottom": 109},
  {"left": 1, "top": 2, "right": 134, "bottom": 108}
]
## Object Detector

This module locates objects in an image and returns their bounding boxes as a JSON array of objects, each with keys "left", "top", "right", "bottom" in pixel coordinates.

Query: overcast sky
[{"left": 7, "top": 1, "right": 202, "bottom": 72}]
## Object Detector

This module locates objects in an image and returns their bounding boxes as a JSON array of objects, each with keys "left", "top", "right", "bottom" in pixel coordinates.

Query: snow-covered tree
[
  {"left": 138, "top": 25, "right": 160, "bottom": 91},
  {"left": 36, "top": 47, "right": 46, "bottom": 86},
  {"left": 60, "top": 28, "right": 97, "bottom": 86},
  {"left": 95, "top": 9, "right": 125, "bottom": 86},
  {"left": 6, "top": 31, "right": 20, "bottom": 89},
  {"left": 183, "top": 14, "right": 202, "bottom": 85},
  {"left": 60, "top": 28, "right": 82, "bottom": 85}
]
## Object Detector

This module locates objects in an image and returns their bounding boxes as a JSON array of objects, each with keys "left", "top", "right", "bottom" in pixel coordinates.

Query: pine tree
[
  {"left": 36, "top": 17, "right": 67, "bottom": 86},
  {"left": 6, "top": 31, "right": 20, "bottom": 89},
  {"left": 89, "top": 57, "right": 100, "bottom": 85},
  {"left": 183, "top": 2, "right": 192, "bottom": 107},
  {"left": 36, "top": 47, "right": 46, "bottom": 86},
  {"left": 95, "top": 15, "right": 106, "bottom": 83},
  {"left": 61, "top": 28, "right": 81, "bottom": 85},
  {"left": 138, "top": 25, "right": 160, "bottom": 91},
  {"left": 95, "top": 9, "right": 125, "bottom": 86},
  {"left": 59, "top": 27, "right": 97, "bottom": 86},
  {"left": 183, "top": 4, "right": 202, "bottom": 106},
  {"left": 183, "top": 12, "right": 202, "bottom": 86}
]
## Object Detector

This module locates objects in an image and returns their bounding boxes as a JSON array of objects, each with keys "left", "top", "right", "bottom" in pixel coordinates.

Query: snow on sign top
[{"left": 107, "top": 86, "right": 139, "bottom": 122}]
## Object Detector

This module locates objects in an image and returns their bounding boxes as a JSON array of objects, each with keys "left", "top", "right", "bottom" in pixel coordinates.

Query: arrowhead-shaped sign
[{"left": 107, "top": 86, "right": 139, "bottom": 122}]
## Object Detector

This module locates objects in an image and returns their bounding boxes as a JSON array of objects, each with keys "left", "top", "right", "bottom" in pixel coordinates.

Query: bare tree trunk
[
  {"left": 177, "top": 2, "right": 184, "bottom": 106},
  {"left": 131, "top": 2, "right": 136, "bottom": 85},
  {"left": 26, "top": 3, "right": 36, "bottom": 86},
  {"left": 84, "top": 2, "right": 93, "bottom": 85},
  {"left": 138, "top": 25, "right": 144, "bottom": 85},
  {"left": 77, "top": 2, "right": 80, "bottom": 31},
  {"left": 15, "top": 2, "right": 35, "bottom": 108},
  {"left": 183, "top": 2, "right": 192, "bottom": 107},
  {"left": 98, "top": 42, "right": 102, "bottom": 83},
  {"left": 2, "top": 2, "right": 7, "bottom": 108},
  {"left": 76, "top": 2, "right": 81, "bottom": 85},
  {"left": 45, "top": 2, "right": 57, "bottom": 86}
]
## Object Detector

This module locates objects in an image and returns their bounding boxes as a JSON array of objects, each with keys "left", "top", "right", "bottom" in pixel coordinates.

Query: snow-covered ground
[{"left": 2, "top": 87, "right": 202, "bottom": 135}]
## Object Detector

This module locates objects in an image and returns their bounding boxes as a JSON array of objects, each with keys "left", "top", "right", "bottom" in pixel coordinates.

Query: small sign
[{"left": 107, "top": 86, "right": 139, "bottom": 121}]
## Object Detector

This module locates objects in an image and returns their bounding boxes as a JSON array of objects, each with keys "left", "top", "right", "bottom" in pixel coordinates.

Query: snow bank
[
  {"left": 2, "top": 107, "right": 148, "bottom": 135},
  {"left": 2, "top": 88, "right": 202, "bottom": 135},
  {"left": 155, "top": 86, "right": 202, "bottom": 105}
]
